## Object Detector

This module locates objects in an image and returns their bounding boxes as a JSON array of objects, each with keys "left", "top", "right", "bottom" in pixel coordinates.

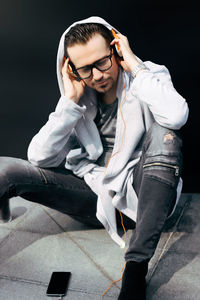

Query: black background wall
[{"left": 0, "top": 0, "right": 199, "bottom": 192}]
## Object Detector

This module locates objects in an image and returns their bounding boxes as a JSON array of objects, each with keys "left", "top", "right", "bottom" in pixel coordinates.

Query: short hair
[{"left": 64, "top": 23, "right": 113, "bottom": 57}]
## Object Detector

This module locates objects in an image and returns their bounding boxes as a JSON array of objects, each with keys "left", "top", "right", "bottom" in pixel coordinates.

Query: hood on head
[{"left": 56, "top": 16, "right": 119, "bottom": 96}]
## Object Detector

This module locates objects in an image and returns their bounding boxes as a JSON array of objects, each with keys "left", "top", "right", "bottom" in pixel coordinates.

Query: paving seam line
[{"left": 0, "top": 274, "right": 116, "bottom": 297}]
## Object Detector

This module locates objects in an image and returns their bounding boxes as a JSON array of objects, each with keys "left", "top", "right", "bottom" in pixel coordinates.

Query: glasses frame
[{"left": 73, "top": 48, "right": 113, "bottom": 80}]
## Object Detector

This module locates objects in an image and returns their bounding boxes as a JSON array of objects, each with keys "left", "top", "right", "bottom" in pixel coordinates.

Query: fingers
[
  {"left": 110, "top": 33, "right": 128, "bottom": 48},
  {"left": 111, "top": 30, "right": 120, "bottom": 50},
  {"left": 61, "top": 57, "right": 69, "bottom": 78},
  {"left": 61, "top": 57, "right": 77, "bottom": 80},
  {"left": 110, "top": 33, "right": 138, "bottom": 72},
  {"left": 110, "top": 33, "right": 130, "bottom": 58}
]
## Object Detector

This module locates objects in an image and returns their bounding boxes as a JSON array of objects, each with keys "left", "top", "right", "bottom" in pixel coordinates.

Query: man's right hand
[{"left": 61, "top": 58, "right": 85, "bottom": 104}]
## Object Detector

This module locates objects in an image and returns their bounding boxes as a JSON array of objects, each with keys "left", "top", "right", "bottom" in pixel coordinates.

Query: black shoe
[
  {"left": 118, "top": 260, "right": 148, "bottom": 300},
  {"left": 0, "top": 200, "right": 12, "bottom": 223}
]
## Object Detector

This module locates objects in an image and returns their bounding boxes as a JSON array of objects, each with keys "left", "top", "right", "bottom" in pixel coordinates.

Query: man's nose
[{"left": 92, "top": 67, "right": 103, "bottom": 80}]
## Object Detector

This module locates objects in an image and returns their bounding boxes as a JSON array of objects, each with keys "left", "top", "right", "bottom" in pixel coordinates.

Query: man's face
[{"left": 67, "top": 34, "right": 119, "bottom": 95}]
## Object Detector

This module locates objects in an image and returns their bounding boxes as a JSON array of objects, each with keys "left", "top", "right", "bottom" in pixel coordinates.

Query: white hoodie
[{"left": 27, "top": 16, "right": 189, "bottom": 247}]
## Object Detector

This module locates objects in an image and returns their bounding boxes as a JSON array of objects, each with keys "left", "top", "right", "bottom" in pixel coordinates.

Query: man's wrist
[
  {"left": 64, "top": 91, "right": 79, "bottom": 104},
  {"left": 131, "top": 62, "right": 149, "bottom": 78}
]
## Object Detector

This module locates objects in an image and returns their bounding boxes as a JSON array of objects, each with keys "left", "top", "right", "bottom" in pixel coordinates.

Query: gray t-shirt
[{"left": 94, "top": 98, "right": 118, "bottom": 166}]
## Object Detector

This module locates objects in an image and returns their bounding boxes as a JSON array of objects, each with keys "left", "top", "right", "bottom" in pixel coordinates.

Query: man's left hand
[{"left": 110, "top": 33, "right": 140, "bottom": 72}]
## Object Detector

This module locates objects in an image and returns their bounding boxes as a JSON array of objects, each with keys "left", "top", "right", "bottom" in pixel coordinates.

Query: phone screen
[{"left": 46, "top": 272, "right": 71, "bottom": 297}]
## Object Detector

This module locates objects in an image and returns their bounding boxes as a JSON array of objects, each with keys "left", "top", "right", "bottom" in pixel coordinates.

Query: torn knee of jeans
[{"left": 163, "top": 132, "right": 175, "bottom": 144}]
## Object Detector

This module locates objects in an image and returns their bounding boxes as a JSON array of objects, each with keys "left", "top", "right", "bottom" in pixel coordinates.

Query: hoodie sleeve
[
  {"left": 131, "top": 61, "right": 189, "bottom": 129},
  {"left": 27, "top": 96, "right": 86, "bottom": 167}
]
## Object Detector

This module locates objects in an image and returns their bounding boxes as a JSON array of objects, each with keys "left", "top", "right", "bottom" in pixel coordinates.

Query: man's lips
[{"left": 96, "top": 80, "right": 107, "bottom": 86}]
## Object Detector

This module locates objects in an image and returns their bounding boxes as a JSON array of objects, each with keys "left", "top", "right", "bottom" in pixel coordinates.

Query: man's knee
[
  {"left": 142, "top": 123, "right": 183, "bottom": 187},
  {"left": 143, "top": 122, "right": 182, "bottom": 158},
  {"left": 0, "top": 157, "right": 23, "bottom": 177},
  {"left": 0, "top": 157, "right": 30, "bottom": 188}
]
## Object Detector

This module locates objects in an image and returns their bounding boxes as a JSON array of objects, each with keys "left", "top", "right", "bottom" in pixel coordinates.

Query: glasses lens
[
  {"left": 76, "top": 53, "right": 112, "bottom": 79},
  {"left": 77, "top": 66, "right": 91, "bottom": 79},
  {"left": 95, "top": 57, "right": 112, "bottom": 71}
]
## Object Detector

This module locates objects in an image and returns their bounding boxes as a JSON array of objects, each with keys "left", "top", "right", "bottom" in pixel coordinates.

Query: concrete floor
[{"left": 0, "top": 193, "right": 199, "bottom": 299}]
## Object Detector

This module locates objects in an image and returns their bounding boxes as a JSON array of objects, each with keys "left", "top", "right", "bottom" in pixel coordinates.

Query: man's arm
[
  {"left": 27, "top": 97, "right": 86, "bottom": 167},
  {"left": 111, "top": 34, "right": 189, "bottom": 129},
  {"left": 131, "top": 62, "right": 189, "bottom": 129},
  {"left": 28, "top": 58, "right": 86, "bottom": 167}
]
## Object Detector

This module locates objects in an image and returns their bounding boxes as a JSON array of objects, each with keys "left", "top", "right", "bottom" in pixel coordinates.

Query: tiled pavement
[{"left": 0, "top": 193, "right": 199, "bottom": 299}]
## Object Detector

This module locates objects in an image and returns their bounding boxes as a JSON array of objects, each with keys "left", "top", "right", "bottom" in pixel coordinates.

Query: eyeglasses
[{"left": 74, "top": 50, "right": 113, "bottom": 80}]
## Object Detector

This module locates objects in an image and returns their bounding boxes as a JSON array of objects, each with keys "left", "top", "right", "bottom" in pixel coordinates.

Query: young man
[{"left": 0, "top": 17, "right": 188, "bottom": 299}]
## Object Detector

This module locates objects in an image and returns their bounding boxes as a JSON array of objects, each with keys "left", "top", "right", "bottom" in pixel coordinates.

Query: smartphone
[{"left": 46, "top": 272, "right": 71, "bottom": 297}]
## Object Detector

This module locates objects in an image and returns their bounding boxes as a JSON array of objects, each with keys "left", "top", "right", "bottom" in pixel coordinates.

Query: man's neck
[{"left": 101, "top": 92, "right": 116, "bottom": 105}]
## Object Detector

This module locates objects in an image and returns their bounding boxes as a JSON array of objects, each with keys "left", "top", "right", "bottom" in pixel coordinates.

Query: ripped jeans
[
  {"left": 0, "top": 122, "right": 182, "bottom": 262},
  {"left": 125, "top": 122, "right": 182, "bottom": 262}
]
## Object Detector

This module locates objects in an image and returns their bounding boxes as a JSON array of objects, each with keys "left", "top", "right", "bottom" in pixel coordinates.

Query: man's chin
[{"left": 94, "top": 82, "right": 111, "bottom": 93}]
